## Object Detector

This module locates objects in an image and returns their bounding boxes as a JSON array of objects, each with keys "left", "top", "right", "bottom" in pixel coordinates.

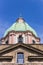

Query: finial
[
  {"left": 16, "top": 13, "right": 24, "bottom": 22},
  {"left": 19, "top": 13, "right": 22, "bottom": 18}
]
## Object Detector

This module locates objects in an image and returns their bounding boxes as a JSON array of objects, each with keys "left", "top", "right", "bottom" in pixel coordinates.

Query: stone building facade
[{"left": 0, "top": 17, "right": 43, "bottom": 65}]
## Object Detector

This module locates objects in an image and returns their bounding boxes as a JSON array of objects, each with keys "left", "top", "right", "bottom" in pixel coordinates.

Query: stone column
[
  {"left": 11, "top": 34, "right": 16, "bottom": 44},
  {"left": 25, "top": 34, "right": 27, "bottom": 44},
  {"left": 28, "top": 34, "right": 32, "bottom": 44},
  {"left": 9, "top": 33, "right": 16, "bottom": 44},
  {"left": 9, "top": 35, "right": 12, "bottom": 44}
]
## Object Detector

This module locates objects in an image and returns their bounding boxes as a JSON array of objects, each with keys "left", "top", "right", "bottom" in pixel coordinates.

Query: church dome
[{"left": 4, "top": 17, "right": 37, "bottom": 37}]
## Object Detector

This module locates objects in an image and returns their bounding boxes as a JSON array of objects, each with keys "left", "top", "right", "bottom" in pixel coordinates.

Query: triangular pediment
[{"left": 0, "top": 43, "right": 43, "bottom": 56}]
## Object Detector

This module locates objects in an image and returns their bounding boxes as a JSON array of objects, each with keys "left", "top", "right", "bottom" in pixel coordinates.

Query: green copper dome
[{"left": 4, "top": 18, "right": 38, "bottom": 37}]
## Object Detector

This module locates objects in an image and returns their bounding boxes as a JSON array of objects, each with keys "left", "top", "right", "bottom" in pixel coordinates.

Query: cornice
[
  {"left": 0, "top": 30, "right": 40, "bottom": 41},
  {"left": 0, "top": 43, "right": 43, "bottom": 56}
]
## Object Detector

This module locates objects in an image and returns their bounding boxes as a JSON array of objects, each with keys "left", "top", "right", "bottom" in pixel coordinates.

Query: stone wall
[{"left": 0, "top": 63, "right": 43, "bottom": 65}]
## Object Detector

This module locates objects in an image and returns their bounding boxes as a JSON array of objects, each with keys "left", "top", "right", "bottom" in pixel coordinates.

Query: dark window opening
[
  {"left": 6, "top": 40, "right": 8, "bottom": 44},
  {"left": 18, "top": 35, "right": 23, "bottom": 43},
  {"left": 0, "top": 41, "right": 2, "bottom": 44},
  {"left": 17, "top": 52, "right": 24, "bottom": 64},
  {"left": 32, "top": 40, "right": 35, "bottom": 44}
]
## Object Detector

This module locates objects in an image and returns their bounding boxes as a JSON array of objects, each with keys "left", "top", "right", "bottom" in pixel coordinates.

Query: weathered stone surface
[
  {"left": 0, "top": 63, "right": 43, "bottom": 65},
  {"left": 0, "top": 44, "right": 43, "bottom": 64}
]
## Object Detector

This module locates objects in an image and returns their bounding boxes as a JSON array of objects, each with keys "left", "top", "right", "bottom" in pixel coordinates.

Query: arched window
[
  {"left": 18, "top": 35, "right": 23, "bottom": 43},
  {"left": 32, "top": 40, "right": 35, "bottom": 44},
  {"left": 17, "top": 52, "right": 24, "bottom": 64}
]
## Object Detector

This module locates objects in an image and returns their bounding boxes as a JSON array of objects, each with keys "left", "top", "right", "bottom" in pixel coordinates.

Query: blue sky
[{"left": 0, "top": 0, "right": 43, "bottom": 43}]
